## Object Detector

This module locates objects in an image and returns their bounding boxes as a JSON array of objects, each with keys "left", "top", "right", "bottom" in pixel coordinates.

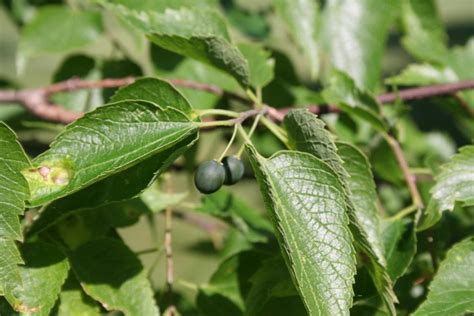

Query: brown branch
[
  {"left": 1, "top": 77, "right": 473, "bottom": 124},
  {"left": 377, "top": 79, "right": 474, "bottom": 103},
  {"left": 385, "top": 134, "right": 424, "bottom": 210}
]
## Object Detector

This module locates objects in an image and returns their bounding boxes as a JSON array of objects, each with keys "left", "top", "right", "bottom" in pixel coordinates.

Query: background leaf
[
  {"left": 19, "top": 6, "right": 102, "bottom": 58},
  {"left": 412, "top": 237, "right": 474, "bottom": 316},
  {"left": 400, "top": 0, "right": 447, "bottom": 62},
  {"left": 322, "top": 72, "right": 388, "bottom": 132},
  {"left": 419, "top": 145, "right": 474, "bottom": 231},
  {"left": 247, "top": 146, "right": 356, "bottom": 315},
  {"left": 238, "top": 43, "right": 275, "bottom": 88},
  {"left": 68, "top": 238, "right": 159, "bottom": 316},
  {"left": 320, "top": 0, "right": 399, "bottom": 90},
  {"left": 272, "top": 0, "right": 319, "bottom": 79}
]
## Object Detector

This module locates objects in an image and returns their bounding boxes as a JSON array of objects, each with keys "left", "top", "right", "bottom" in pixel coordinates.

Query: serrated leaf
[
  {"left": 57, "top": 275, "right": 101, "bottom": 316},
  {"left": 272, "top": 0, "right": 319, "bottom": 79},
  {"left": 322, "top": 72, "right": 388, "bottom": 132},
  {"left": 107, "top": 4, "right": 250, "bottom": 86},
  {"left": 196, "top": 189, "right": 272, "bottom": 243},
  {"left": 412, "top": 237, "right": 474, "bottom": 316},
  {"left": 11, "top": 242, "right": 69, "bottom": 315},
  {"left": 19, "top": 6, "right": 102, "bottom": 58},
  {"left": 283, "top": 110, "right": 396, "bottom": 314},
  {"left": 320, "top": 0, "right": 399, "bottom": 90},
  {"left": 400, "top": 0, "right": 447, "bottom": 63},
  {"left": 24, "top": 98, "right": 198, "bottom": 206},
  {"left": 68, "top": 238, "right": 159, "bottom": 316},
  {"left": 418, "top": 145, "right": 474, "bottom": 231},
  {"left": 246, "top": 145, "right": 356, "bottom": 315},
  {"left": 336, "top": 142, "right": 385, "bottom": 266},
  {"left": 238, "top": 43, "right": 275, "bottom": 88},
  {"left": 381, "top": 219, "right": 416, "bottom": 281},
  {"left": 110, "top": 77, "right": 194, "bottom": 116},
  {"left": 0, "top": 122, "right": 30, "bottom": 304}
]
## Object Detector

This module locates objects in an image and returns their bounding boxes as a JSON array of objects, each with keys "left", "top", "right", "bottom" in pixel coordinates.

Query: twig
[
  {"left": 163, "top": 177, "right": 175, "bottom": 311},
  {"left": 1, "top": 77, "right": 473, "bottom": 123},
  {"left": 377, "top": 79, "right": 474, "bottom": 103},
  {"left": 384, "top": 133, "right": 424, "bottom": 209},
  {"left": 451, "top": 93, "right": 474, "bottom": 118}
]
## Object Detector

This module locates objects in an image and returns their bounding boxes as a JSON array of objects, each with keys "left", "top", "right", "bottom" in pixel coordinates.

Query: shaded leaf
[
  {"left": 24, "top": 98, "right": 198, "bottom": 206},
  {"left": 68, "top": 238, "right": 159, "bottom": 316},
  {"left": 381, "top": 219, "right": 417, "bottom": 282},
  {"left": 412, "top": 237, "right": 474, "bottom": 316},
  {"left": 0, "top": 122, "right": 30, "bottom": 305},
  {"left": 273, "top": 0, "right": 319, "bottom": 79},
  {"left": 196, "top": 189, "right": 272, "bottom": 243},
  {"left": 320, "top": 0, "right": 399, "bottom": 90},
  {"left": 419, "top": 145, "right": 474, "bottom": 231},
  {"left": 11, "top": 242, "right": 69, "bottom": 315},
  {"left": 57, "top": 275, "right": 101, "bottom": 316},
  {"left": 107, "top": 4, "right": 250, "bottom": 86},
  {"left": 322, "top": 72, "right": 388, "bottom": 132},
  {"left": 245, "top": 256, "right": 303, "bottom": 316},
  {"left": 246, "top": 145, "right": 356, "bottom": 315}
]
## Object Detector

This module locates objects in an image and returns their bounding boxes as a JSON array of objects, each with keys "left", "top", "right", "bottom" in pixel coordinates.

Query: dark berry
[
  {"left": 222, "top": 156, "right": 244, "bottom": 185},
  {"left": 194, "top": 160, "right": 225, "bottom": 194}
]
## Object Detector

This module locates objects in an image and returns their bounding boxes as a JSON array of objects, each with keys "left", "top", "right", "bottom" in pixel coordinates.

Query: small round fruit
[
  {"left": 194, "top": 160, "right": 225, "bottom": 194},
  {"left": 222, "top": 156, "right": 244, "bottom": 185}
]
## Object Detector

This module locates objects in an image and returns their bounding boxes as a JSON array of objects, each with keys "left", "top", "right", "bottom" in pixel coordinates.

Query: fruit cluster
[{"left": 194, "top": 156, "right": 244, "bottom": 194}]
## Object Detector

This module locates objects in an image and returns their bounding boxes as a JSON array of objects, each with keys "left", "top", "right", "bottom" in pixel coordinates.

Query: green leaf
[
  {"left": 400, "top": 0, "right": 447, "bottom": 63},
  {"left": 418, "top": 145, "right": 474, "bottom": 231},
  {"left": 320, "top": 0, "right": 399, "bottom": 90},
  {"left": 19, "top": 6, "right": 102, "bottom": 58},
  {"left": 245, "top": 256, "right": 302, "bottom": 316},
  {"left": 11, "top": 242, "right": 69, "bottom": 315},
  {"left": 246, "top": 145, "right": 356, "bottom": 315},
  {"left": 27, "top": 134, "right": 196, "bottom": 235},
  {"left": 412, "top": 237, "right": 474, "bottom": 316},
  {"left": 336, "top": 142, "right": 385, "bottom": 266},
  {"left": 272, "top": 0, "right": 319, "bottom": 79},
  {"left": 110, "top": 77, "right": 194, "bottom": 117},
  {"left": 322, "top": 72, "right": 388, "bottom": 132},
  {"left": 381, "top": 219, "right": 416, "bottom": 281},
  {"left": 197, "top": 254, "right": 245, "bottom": 315},
  {"left": 107, "top": 4, "right": 250, "bottom": 86},
  {"left": 57, "top": 275, "right": 101, "bottom": 316},
  {"left": 238, "top": 43, "right": 275, "bottom": 88},
  {"left": 0, "top": 122, "right": 30, "bottom": 304},
  {"left": 105, "top": 0, "right": 218, "bottom": 12},
  {"left": 68, "top": 238, "right": 159, "bottom": 316},
  {"left": 196, "top": 189, "right": 273, "bottom": 243},
  {"left": 24, "top": 98, "right": 198, "bottom": 206},
  {"left": 283, "top": 110, "right": 396, "bottom": 314},
  {"left": 386, "top": 63, "right": 458, "bottom": 86}
]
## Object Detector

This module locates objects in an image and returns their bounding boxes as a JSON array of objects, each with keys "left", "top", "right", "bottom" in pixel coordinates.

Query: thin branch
[
  {"left": 1, "top": 77, "right": 473, "bottom": 124},
  {"left": 377, "top": 79, "right": 474, "bottom": 103},
  {"left": 385, "top": 133, "right": 424, "bottom": 210}
]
